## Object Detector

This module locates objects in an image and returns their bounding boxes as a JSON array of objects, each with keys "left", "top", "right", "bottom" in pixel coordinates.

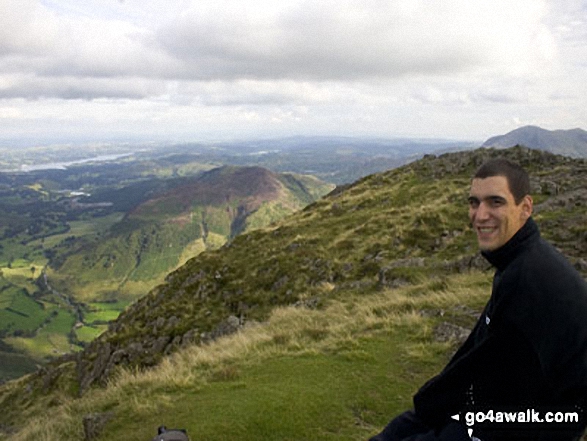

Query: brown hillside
[{"left": 132, "top": 166, "right": 287, "bottom": 218}]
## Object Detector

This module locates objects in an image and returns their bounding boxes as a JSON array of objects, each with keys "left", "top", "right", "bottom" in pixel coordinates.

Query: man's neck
[{"left": 481, "top": 218, "right": 538, "bottom": 270}]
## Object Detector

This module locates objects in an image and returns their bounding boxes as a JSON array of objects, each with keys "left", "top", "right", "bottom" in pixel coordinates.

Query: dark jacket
[{"left": 413, "top": 218, "right": 587, "bottom": 440}]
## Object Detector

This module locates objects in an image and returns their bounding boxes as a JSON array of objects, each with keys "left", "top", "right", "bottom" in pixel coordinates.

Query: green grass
[
  {"left": 100, "top": 336, "right": 434, "bottom": 441},
  {"left": 0, "top": 287, "right": 47, "bottom": 334},
  {"left": 0, "top": 351, "right": 38, "bottom": 382},
  {"left": 1, "top": 146, "right": 585, "bottom": 440},
  {"left": 84, "top": 301, "right": 129, "bottom": 324},
  {"left": 1, "top": 272, "right": 489, "bottom": 440},
  {"left": 36, "top": 213, "right": 125, "bottom": 249},
  {"left": 5, "top": 308, "right": 77, "bottom": 360},
  {"left": 75, "top": 325, "right": 107, "bottom": 343}
]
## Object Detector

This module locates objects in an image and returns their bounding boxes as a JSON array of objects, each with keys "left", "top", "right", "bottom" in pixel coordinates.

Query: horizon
[{"left": 1, "top": 1, "right": 586, "bottom": 146}]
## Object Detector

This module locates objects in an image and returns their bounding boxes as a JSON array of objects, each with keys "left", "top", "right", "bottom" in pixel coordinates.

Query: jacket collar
[{"left": 481, "top": 217, "right": 540, "bottom": 271}]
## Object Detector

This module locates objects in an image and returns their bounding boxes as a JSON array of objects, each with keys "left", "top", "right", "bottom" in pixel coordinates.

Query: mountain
[
  {"left": 483, "top": 126, "right": 587, "bottom": 157},
  {"left": 1, "top": 146, "right": 585, "bottom": 440},
  {"left": 47, "top": 165, "right": 334, "bottom": 303}
]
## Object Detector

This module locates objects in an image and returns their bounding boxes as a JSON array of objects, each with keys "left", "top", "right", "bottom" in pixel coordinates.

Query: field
[{"left": 75, "top": 300, "right": 131, "bottom": 343}]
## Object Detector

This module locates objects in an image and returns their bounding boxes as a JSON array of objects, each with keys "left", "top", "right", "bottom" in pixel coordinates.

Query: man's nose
[{"left": 475, "top": 202, "right": 491, "bottom": 220}]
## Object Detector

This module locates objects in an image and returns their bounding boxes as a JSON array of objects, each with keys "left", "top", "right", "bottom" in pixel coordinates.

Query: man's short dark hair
[{"left": 474, "top": 158, "right": 530, "bottom": 204}]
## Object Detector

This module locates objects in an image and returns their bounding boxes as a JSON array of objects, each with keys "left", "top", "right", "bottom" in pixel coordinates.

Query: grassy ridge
[
  {"left": 0, "top": 272, "right": 491, "bottom": 440},
  {"left": 68, "top": 146, "right": 586, "bottom": 393}
]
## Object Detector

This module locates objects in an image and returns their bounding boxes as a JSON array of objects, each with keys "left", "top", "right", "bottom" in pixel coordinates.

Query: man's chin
[{"left": 477, "top": 240, "right": 498, "bottom": 252}]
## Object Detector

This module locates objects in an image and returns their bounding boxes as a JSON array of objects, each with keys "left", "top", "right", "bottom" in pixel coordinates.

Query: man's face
[{"left": 468, "top": 176, "right": 533, "bottom": 252}]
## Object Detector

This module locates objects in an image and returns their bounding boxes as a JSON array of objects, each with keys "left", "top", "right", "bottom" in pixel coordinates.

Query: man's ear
[{"left": 520, "top": 195, "right": 533, "bottom": 220}]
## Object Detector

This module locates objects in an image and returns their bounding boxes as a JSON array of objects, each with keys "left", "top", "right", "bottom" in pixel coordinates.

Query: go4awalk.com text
[{"left": 451, "top": 405, "right": 584, "bottom": 435}]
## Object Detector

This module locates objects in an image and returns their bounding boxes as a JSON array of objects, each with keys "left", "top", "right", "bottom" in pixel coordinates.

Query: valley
[
  {"left": 0, "top": 135, "right": 474, "bottom": 383},
  {"left": 0, "top": 148, "right": 337, "bottom": 382}
]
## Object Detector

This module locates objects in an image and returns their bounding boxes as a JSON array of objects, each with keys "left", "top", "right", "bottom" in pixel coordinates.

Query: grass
[
  {"left": 36, "top": 213, "right": 125, "bottom": 249},
  {"left": 0, "top": 287, "right": 47, "bottom": 334},
  {"left": 84, "top": 301, "right": 129, "bottom": 324},
  {"left": 6, "top": 308, "right": 77, "bottom": 359},
  {"left": 74, "top": 325, "right": 107, "bottom": 343},
  {"left": 0, "top": 351, "right": 38, "bottom": 381},
  {"left": 1, "top": 266, "right": 43, "bottom": 294},
  {"left": 2, "top": 146, "right": 584, "bottom": 440},
  {"left": 76, "top": 301, "right": 131, "bottom": 342},
  {"left": 1, "top": 271, "right": 491, "bottom": 441}
]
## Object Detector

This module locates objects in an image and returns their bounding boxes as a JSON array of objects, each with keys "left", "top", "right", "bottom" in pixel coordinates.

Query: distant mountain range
[{"left": 483, "top": 126, "right": 587, "bottom": 158}]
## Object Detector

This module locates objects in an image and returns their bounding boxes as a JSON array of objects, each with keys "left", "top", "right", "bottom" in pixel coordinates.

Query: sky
[{"left": 0, "top": 0, "right": 586, "bottom": 146}]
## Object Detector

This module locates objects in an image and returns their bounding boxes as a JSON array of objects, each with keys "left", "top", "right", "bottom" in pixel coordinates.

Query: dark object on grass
[{"left": 151, "top": 426, "right": 190, "bottom": 441}]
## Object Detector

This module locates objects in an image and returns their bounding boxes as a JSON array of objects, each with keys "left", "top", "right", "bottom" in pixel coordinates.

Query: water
[{"left": 19, "top": 153, "right": 133, "bottom": 172}]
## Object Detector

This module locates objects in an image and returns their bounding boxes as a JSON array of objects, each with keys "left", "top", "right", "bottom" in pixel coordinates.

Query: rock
[
  {"left": 151, "top": 336, "right": 171, "bottom": 354},
  {"left": 180, "top": 328, "right": 199, "bottom": 347},
  {"left": 200, "top": 315, "right": 243, "bottom": 344},
  {"left": 294, "top": 297, "right": 321, "bottom": 309},
  {"left": 575, "top": 259, "right": 587, "bottom": 274},
  {"left": 433, "top": 322, "right": 471, "bottom": 345},
  {"left": 82, "top": 412, "right": 114, "bottom": 441},
  {"left": 377, "top": 258, "right": 425, "bottom": 288},
  {"left": 443, "top": 254, "right": 489, "bottom": 273}
]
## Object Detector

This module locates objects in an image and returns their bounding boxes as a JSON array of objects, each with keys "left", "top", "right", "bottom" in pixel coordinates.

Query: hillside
[
  {"left": 483, "top": 125, "right": 587, "bottom": 158},
  {"left": 47, "top": 165, "right": 333, "bottom": 303},
  {"left": 0, "top": 165, "right": 333, "bottom": 383},
  {"left": 0, "top": 146, "right": 585, "bottom": 440}
]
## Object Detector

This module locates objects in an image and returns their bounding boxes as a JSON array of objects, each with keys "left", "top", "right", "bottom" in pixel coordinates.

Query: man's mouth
[{"left": 477, "top": 226, "right": 497, "bottom": 236}]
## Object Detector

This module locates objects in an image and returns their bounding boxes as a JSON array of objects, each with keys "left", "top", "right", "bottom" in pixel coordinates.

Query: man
[{"left": 370, "top": 158, "right": 587, "bottom": 441}]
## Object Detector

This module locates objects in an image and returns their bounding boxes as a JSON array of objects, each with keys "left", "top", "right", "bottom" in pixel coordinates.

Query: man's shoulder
[
  {"left": 530, "top": 239, "right": 582, "bottom": 277},
  {"left": 505, "top": 237, "right": 587, "bottom": 312}
]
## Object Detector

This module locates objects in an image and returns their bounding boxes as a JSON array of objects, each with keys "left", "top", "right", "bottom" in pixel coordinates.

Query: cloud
[
  {"left": 155, "top": 0, "right": 554, "bottom": 81},
  {"left": 0, "top": 0, "right": 558, "bottom": 102},
  {"left": 0, "top": 74, "right": 159, "bottom": 100},
  {"left": 0, "top": 0, "right": 584, "bottom": 142},
  {"left": 0, "top": 0, "right": 61, "bottom": 56}
]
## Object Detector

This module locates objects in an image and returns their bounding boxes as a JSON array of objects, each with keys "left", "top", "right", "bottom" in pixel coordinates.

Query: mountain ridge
[
  {"left": 0, "top": 165, "right": 333, "bottom": 384},
  {"left": 483, "top": 125, "right": 587, "bottom": 157},
  {"left": 47, "top": 165, "right": 334, "bottom": 305}
]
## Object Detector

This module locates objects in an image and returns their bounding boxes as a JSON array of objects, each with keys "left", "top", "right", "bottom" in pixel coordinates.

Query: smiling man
[{"left": 370, "top": 158, "right": 587, "bottom": 441}]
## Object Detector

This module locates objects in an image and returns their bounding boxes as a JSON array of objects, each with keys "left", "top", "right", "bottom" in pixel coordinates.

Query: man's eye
[
  {"left": 468, "top": 198, "right": 479, "bottom": 208},
  {"left": 489, "top": 198, "right": 504, "bottom": 207}
]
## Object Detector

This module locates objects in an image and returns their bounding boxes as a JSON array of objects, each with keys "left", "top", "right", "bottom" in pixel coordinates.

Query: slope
[
  {"left": 65, "top": 146, "right": 587, "bottom": 393},
  {"left": 0, "top": 146, "right": 585, "bottom": 440},
  {"left": 483, "top": 125, "right": 587, "bottom": 158},
  {"left": 0, "top": 166, "right": 333, "bottom": 382},
  {"left": 46, "top": 166, "right": 334, "bottom": 304}
]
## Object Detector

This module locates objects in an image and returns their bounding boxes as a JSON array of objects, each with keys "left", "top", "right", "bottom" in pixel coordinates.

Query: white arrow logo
[{"left": 451, "top": 414, "right": 476, "bottom": 439}]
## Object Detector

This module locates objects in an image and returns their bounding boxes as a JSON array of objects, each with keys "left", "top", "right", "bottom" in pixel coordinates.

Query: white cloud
[
  {"left": 0, "top": 0, "right": 584, "bottom": 142},
  {"left": 155, "top": 0, "right": 555, "bottom": 81},
  {"left": 0, "top": 0, "right": 61, "bottom": 56}
]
